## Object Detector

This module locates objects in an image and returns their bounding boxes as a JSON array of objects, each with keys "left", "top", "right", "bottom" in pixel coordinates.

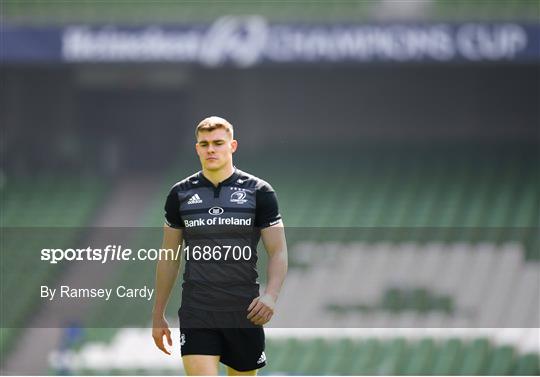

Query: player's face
[{"left": 196, "top": 129, "right": 237, "bottom": 171}]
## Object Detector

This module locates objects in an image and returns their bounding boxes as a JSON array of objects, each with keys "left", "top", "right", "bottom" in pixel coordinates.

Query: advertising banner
[{"left": 2, "top": 17, "right": 539, "bottom": 65}]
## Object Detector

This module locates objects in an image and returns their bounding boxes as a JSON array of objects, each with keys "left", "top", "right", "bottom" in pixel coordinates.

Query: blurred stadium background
[{"left": 1, "top": 0, "right": 539, "bottom": 375}]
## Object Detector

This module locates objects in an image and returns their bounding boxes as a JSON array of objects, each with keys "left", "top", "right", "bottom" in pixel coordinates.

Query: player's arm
[
  {"left": 152, "top": 224, "right": 183, "bottom": 355},
  {"left": 247, "top": 222, "right": 288, "bottom": 326},
  {"left": 261, "top": 222, "right": 288, "bottom": 301},
  {"left": 152, "top": 184, "right": 185, "bottom": 355}
]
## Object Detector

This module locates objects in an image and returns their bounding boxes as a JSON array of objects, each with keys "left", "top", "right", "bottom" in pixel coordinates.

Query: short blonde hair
[{"left": 195, "top": 116, "right": 234, "bottom": 139}]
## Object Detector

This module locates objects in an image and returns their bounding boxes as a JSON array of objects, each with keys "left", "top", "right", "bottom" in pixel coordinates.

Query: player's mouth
[{"left": 206, "top": 156, "right": 218, "bottom": 161}]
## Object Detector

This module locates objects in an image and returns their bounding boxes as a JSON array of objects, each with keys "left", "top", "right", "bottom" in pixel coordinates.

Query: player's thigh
[
  {"left": 226, "top": 366, "right": 257, "bottom": 376},
  {"left": 182, "top": 354, "right": 220, "bottom": 376}
]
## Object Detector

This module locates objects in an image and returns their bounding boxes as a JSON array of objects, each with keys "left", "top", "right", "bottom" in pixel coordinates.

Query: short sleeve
[
  {"left": 255, "top": 186, "right": 282, "bottom": 228},
  {"left": 164, "top": 187, "right": 183, "bottom": 228}
]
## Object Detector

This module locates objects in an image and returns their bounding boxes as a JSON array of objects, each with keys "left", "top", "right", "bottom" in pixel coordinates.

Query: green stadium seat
[
  {"left": 404, "top": 338, "right": 436, "bottom": 375},
  {"left": 513, "top": 353, "right": 540, "bottom": 376},
  {"left": 319, "top": 339, "right": 356, "bottom": 375},
  {"left": 432, "top": 338, "right": 464, "bottom": 375},
  {"left": 487, "top": 345, "right": 515, "bottom": 375},
  {"left": 350, "top": 338, "right": 381, "bottom": 375},
  {"left": 296, "top": 337, "right": 328, "bottom": 374},
  {"left": 459, "top": 338, "right": 490, "bottom": 375},
  {"left": 376, "top": 338, "right": 409, "bottom": 375}
]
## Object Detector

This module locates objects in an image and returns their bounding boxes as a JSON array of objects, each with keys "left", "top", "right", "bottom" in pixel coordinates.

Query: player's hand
[
  {"left": 247, "top": 293, "right": 276, "bottom": 326},
  {"left": 152, "top": 315, "right": 172, "bottom": 355}
]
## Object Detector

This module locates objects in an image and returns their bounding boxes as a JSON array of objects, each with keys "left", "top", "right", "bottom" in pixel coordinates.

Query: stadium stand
[
  {"left": 2, "top": 2, "right": 538, "bottom": 374},
  {"left": 0, "top": 0, "right": 540, "bottom": 375},
  {"left": 2, "top": 0, "right": 539, "bottom": 24},
  {"left": 0, "top": 176, "right": 106, "bottom": 363},
  {"left": 46, "top": 146, "right": 539, "bottom": 375},
  {"left": 1, "top": 176, "right": 106, "bottom": 227},
  {"left": 50, "top": 329, "right": 540, "bottom": 375}
]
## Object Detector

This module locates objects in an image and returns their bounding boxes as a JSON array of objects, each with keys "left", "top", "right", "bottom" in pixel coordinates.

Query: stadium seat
[{"left": 513, "top": 353, "right": 540, "bottom": 376}]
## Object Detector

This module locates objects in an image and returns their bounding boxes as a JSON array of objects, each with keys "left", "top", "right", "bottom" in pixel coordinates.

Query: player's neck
[{"left": 202, "top": 164, "right": 235, "bottom": 187}]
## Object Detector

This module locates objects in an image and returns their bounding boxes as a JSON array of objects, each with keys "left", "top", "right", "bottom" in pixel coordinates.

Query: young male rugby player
[{"left": 152, "top": 116, "right": 288, "bottom": 375}]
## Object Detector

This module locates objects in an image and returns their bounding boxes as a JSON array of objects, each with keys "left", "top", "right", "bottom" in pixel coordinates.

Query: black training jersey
[{"left": 164, "top": 168, "right": 281, "bottom": 311}]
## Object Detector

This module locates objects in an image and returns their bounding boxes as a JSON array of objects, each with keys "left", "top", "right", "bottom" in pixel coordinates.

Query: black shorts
[{"left": 178, "top": 306, "right": 266, "bottom": 372}]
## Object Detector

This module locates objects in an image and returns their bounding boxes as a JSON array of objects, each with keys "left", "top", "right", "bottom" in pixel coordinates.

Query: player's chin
[{"left": 204, "top": 159, "right": 221, "bottom": 169}]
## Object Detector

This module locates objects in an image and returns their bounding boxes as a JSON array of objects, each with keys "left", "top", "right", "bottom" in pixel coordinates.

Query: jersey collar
[{"left": 198, "top": 167, "right": 239, "bottom": 187}]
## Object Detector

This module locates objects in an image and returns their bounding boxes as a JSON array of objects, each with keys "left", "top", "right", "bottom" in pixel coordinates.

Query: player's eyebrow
[{"left": 198, "top": 139, "right": 226, "bottom": 144}]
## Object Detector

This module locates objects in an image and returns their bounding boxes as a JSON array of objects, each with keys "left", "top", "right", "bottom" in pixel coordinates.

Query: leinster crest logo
[
  {"left": 230, "top": 191, "right": 247, "bottom": 204},
  {"left": 180, "top": 333, "right": 186, "bottom": 346}
]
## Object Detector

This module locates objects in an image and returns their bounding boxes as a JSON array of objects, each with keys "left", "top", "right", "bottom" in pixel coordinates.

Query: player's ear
[{"left": 231, "top": 139, "right": 238, "bottom": 153}]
